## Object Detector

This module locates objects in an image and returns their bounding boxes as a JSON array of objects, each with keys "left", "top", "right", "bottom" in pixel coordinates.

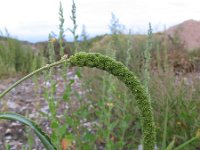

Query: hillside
[{"left": 166, "top": 19, "right": 200, "bottom": 50}]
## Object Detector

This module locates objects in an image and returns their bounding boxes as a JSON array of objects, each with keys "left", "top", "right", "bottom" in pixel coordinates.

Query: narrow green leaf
[
  {"left": 174, "top": 136, "right": 200, "bottom": 150},
  {"left": 165, "top": 138, "right": 175, "bottom": 150},
  {"left": 0, "top": 112, "right": 56, "bottom": 150}
]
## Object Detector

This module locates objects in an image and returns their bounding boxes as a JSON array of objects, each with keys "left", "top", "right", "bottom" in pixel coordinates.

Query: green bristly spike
[
  {"left": 0, "top": 52, "right": 156, "bottom": 150},
  {"left": 69, "top": 53, "right": 156, "bottom": 150}
]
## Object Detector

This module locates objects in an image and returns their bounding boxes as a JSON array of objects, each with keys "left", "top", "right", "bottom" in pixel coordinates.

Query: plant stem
[
  {"left": 161, "top": 98, "right": 169, "bottom": 150},
  {"left": 144, "top": 22, "right": 152, "bottom": 93},
  {"left": 0, "top": 58, "right": 68, "bottom": 99},
  {"left": 174, "top": 137, "right": 200, "bottom": 150}
]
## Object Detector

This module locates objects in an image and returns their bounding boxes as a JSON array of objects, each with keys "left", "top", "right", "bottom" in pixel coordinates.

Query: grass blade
[
  {"left": 165, "top": 138, "right": 175, "bottom": 150},
  {"left": 174, "top": 136, "right": 200, "bottom": 150},
  {"left": 0, "top": 112, "right": 56, "bottom": 150}
]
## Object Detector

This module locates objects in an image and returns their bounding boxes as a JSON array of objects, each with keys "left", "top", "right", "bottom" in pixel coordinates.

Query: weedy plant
[
  {"left": 68, "top": 0, "right": 79, "bottom": 53},
  {"left": 0, "top": 52, "right": 156, "bottom": 150},
  {"left": 37, "top": 2, "right": 76, "bottom": 149}
]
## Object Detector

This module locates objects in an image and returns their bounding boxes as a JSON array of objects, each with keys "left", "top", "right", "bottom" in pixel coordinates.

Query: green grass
[{"left": 0, "top": 34, "right": 44, "bottom": 78}]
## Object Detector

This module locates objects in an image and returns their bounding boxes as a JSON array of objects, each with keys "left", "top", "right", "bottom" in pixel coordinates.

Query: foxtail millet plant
[{"left": 0, "top": 52, "right": 156, "bottom": 150}]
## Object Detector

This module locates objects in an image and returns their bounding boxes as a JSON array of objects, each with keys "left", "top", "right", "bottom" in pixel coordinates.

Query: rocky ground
[{"left": 0, "top": 69, "right": 85, "bottom": 150}]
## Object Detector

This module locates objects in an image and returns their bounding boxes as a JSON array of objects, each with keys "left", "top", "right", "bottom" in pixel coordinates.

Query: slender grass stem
[
  {"left": 0, "top": 58, "right": 68, "bottom": 99},
  {"left": 161, "top": 98, "right": 169, "bottom": 150},
  {"left": 174, "top": 136, "right": 200, "bottom": 150}
]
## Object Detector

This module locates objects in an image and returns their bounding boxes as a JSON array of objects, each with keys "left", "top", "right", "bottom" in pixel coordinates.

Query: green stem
[
  {"left": 0, "top": 58, "right": 68, "bottom": 99},
  {"left": 0, "top": 52, "right": 156, "bottom": 150},
  {"left": 174, "top": 137, "right": 199, "bottom": 150},
  {"left": 162, "top": 98, "right": 169, "bottom": 150}
]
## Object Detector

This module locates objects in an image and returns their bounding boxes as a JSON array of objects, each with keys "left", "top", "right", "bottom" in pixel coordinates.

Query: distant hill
[
  {"left": 0, "top": 35, "right": 34, "bottom": 45},
  {"left": 3, "top": 19, "right": 200, "bottom": 52},
  {"left": 165, "top": 19, "right": 200, "bottom": 50}
]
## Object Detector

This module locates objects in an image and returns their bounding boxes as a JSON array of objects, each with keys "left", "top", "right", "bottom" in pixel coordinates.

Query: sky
[{"left": 1, "top": 0, "right": 200, "bottom": 43}]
